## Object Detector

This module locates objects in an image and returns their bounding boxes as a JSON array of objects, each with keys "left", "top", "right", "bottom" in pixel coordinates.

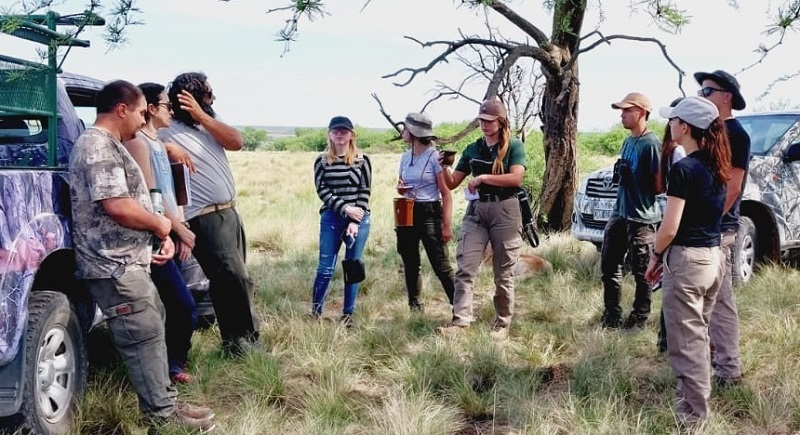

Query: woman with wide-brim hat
[{"left": 395, "top": 112, "right": 455, "bottom": 311}]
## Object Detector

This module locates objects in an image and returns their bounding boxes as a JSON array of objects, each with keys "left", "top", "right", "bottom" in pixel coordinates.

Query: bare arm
[
  {"left": 122, "top": 136, "right": 155, "bottom": 189},
  {"left": 653, "top": 196, "right": 686, "bottom": 255},
  {"left": 442, "top": 168, "right": 468, "bottom": 190},
  {"left": 723, "top": 167, "right": 745, "bottom": 215},
  {"left": 177, "top": 90, "right": 243, "bottom": 151},
  {"left": 436, "top": 171, "right": 453, "bottom": 242},
  {"left": 101, "top": 197, "right": 171, "bottom": 239},
  {"left": 163, "top": 141, "right": 196, "bottom": 172}
]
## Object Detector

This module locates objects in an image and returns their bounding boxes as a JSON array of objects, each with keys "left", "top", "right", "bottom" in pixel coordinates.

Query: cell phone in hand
[{"left": 342, "top": 233, "right": 355, "bottom": 249}]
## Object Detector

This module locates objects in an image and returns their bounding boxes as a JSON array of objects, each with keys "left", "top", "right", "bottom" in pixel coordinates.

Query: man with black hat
[
  {"left": 695, "top": 69, "right": 751, "bottom": 387},
  {"left": 600, "top": 92, "right": 662, "bottom": 329}
]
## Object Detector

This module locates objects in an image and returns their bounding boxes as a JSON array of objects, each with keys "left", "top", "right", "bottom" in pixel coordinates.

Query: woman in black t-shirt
[{"left": 645, "top": 96, "right": 732, "bottom": 426}]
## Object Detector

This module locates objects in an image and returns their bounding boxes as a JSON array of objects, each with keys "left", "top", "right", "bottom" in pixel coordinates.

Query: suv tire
[
  {"left": 20, "top": 291, "right": 87, "bottom": 435},
  {"left": 734, "top": 216, "right": 757, "bottom": 284}
]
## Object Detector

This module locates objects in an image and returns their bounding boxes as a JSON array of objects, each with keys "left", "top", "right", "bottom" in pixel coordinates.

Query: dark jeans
[
  {"left": 151, "top": 259, "right": 197, "bottom": 376},
  {"left": 601, "top": 216, "right": 656, "bottom": 320},
  {"left": 395, "top": 201, "right": 455, "bottom": 308},
  {"left": 189, "top": 207, "right": 260, "bottom": 346}
]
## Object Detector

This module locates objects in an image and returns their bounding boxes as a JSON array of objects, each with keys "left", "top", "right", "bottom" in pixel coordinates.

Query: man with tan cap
[
  {"left": 695, "top": 69, "right": 750, "bottom": 387},
  {"left": 600, "top": 92, "right": 662, "bottom": 329}
]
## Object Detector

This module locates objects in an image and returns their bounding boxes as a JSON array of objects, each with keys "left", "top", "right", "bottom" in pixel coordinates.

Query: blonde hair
[
  {"left": 326, "top": 130, "right": 359, "bottom": 165},
  {"left": 491, "top": 117, "right": 511, "bottom": 175}
]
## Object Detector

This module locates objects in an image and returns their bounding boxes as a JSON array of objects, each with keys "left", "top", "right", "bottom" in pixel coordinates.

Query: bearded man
[{"left": 158, "top": 72, "right": 261, "bottom": 357}]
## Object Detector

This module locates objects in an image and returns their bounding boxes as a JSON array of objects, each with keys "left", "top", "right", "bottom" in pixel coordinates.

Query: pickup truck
[{"left": 571, "top": 110, "right": 800, "bottom": 283}]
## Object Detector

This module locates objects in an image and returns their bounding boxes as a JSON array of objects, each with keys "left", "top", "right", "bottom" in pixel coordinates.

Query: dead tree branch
[{"left": 579, "top": 32, "right": 686, "bottom": 93}]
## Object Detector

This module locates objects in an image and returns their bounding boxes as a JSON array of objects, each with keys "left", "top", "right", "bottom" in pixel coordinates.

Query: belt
[
  {"left": 414, "top": 201, "right": 442, "bottom": 212},
  {"left": 478, "top": 193, "right": 514, "bottom": 202},
  {"left": 197, "top": 200, "right": 235, "bottom": 217}
]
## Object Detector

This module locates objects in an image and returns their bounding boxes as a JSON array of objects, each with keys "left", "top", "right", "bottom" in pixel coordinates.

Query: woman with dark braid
[{"left": 436, "top": 98, "right": 526, "bottom": 340}]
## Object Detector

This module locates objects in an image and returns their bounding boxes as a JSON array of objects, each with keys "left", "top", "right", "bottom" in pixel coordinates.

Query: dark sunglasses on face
[
  {"left": 698, "top": 86, "right": 728, "bottom": 98},
  {"left": 156, "top": 102, "right": 172, "bottom": 110}
]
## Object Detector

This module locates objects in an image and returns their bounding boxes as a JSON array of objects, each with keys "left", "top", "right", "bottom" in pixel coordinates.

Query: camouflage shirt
[{"left": 69, "top": 128, "right": 153, "bottom": 279}]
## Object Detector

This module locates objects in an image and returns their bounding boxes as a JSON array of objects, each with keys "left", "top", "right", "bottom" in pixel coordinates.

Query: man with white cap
[
  {"left": 600, "top": 92, "right": 661, "bottom": 329},
  {"left": 695, "top": 69, "right": 751, "bottom": 388}
]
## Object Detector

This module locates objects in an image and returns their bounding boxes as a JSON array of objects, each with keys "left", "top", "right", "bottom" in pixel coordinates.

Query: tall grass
[{"left": 69, "top": 151, "right": 800, "bottom": 435}]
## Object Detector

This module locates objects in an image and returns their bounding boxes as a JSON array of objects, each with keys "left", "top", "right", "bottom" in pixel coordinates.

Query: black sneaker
[
  {"left": 622, "top": 315, "right": 647, "bottom": 330},
  {"left": 601, "top": 314, "right": 621, "bottom": 329},
  {"left": 340, "top": 314, "right": 355, "bottom": 329}
]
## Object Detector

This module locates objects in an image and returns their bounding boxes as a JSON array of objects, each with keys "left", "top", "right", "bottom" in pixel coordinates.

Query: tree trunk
[{"left": 538, "top": 63, "right": 579, "bottom": 231}]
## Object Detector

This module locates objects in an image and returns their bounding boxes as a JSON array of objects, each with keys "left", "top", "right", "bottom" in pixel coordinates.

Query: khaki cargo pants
[
  {"left": 662, "top": 245, "right": 723, "bottom": 424},
  {"left": 451, "top": 198, "right": 523, "bottom": 327},
  {"left": 709, "top": 230, "right": 742, "bottom": 380}
]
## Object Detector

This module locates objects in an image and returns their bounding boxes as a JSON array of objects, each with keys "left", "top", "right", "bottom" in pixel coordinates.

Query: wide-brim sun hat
[
  {"left": 402, "top": 112, "right": 436, "bottom": 139},
  {"left": 693, "top": 69, "right": 746, "bottom": 110}
]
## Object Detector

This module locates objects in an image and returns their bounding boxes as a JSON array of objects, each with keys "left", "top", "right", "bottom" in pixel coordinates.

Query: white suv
[{"left": 571, "top": 110, "right": 800, "bottom": 283}]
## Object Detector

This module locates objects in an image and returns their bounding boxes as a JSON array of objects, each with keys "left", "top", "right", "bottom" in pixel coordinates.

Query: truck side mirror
[{"left": 783, "top": 142, "right": 800, "bottom": 163}]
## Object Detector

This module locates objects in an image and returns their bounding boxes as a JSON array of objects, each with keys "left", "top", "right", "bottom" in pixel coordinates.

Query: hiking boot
[
  {"left": 409, "top": 303, "right": 425, "bottom": 313},
  {"left": 489, "top": 322, "right": 509, "bottom": 341},
  {"left": 340, "top": 314, "right": 355, "bottom": 329},
  {"left": 157, "top": 406, "right": 215, "bottom": 433},
  {"left": 176, "top": 400, "right": 215, "bottom": 420},
  {"left": 600, "top": 313, "right": 621, "bottom": 329},
  {"left": 714, "top": 375, "right": 742, "bottom": 389},
  {"left": 622, "top": 314, "right": 647, "bottom": 330},
  {"left": 435, "top": 321, "right": 468, "bottom": 335}
]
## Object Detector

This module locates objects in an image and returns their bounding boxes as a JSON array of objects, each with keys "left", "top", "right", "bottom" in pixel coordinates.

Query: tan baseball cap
[{"left": 611, "top": 92, "right": 652, "bottom": 112}]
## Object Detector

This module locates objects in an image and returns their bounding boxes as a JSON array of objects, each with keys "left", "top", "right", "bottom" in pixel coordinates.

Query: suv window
[{"left": 739, "top": 114, "right": 800, "bottom": 156}]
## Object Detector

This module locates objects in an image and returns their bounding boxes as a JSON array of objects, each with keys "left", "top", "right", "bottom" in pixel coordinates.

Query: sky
[{"left": 2, "top": 0, "right": 799, "bottom": 131}]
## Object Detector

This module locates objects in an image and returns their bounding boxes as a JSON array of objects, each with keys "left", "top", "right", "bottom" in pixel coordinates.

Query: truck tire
[
  {"left": 734, "top": 216, "right": 757, "bottom": 284},
  {"left": 20, "top": 291, "right": 87, "bottom": 435}
]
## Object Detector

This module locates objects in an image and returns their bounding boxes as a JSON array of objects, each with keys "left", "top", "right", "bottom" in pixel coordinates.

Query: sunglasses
[
  {"left": 156, "top": 102, "right": 172, "bottom": 110},
  {"left": 698, "top": 86, "right": 728, "bottom": 98}
]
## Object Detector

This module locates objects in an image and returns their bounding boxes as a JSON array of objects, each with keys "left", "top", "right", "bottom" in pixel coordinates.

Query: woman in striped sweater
[{"left": 311, "top": 116, "right": 372, "bottom": 327}]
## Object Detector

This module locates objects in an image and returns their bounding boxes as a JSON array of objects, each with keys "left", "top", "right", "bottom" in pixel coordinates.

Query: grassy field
[{"left": 69, "top": 151, "right": 800, "bottom": 435}]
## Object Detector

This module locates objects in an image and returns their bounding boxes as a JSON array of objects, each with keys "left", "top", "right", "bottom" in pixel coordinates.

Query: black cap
[
  {"left": 328, "top": 116, "right": 354, "bottom": 130},
  {"left": 694, "top": 70, "right": 746, "bottom": 110}
]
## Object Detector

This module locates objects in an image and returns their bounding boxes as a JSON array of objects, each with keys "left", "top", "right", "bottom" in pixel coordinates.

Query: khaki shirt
[{"left": 69, "top": 128, "right": 152, "bottom": 279}]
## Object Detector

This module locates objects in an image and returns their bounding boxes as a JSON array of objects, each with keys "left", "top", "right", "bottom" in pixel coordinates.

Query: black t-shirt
[
  {"left": 721, "top": 118, "right": 751, "bottom": 231},
  {"left": 667, "top": 150, "right": 727, "bottom": 247}
]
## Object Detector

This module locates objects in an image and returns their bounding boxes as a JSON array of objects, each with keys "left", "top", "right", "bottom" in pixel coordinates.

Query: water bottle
[{"left": 150, "top": 188, "right": 164, "bottom": 253}]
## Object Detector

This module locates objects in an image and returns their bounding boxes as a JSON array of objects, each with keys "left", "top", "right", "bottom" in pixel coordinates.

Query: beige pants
[
  {"left": 451, "top": 198, "right": 522, "bottom": 327},
  {"left": 709, "top": 230, "right": 742, "bottom": 379},
  {"left": 662, "top": 245, "right": 723, "bottom": 423}
]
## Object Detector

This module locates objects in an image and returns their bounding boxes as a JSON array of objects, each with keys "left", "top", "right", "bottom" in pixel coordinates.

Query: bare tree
[{"left": 264, "top": 0, "right": 800, "bottom": 230}]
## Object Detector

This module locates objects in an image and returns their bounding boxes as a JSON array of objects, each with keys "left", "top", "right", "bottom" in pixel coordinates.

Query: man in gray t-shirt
[{"left": 159, "top": 72, "right": 261, "bottom": 357}]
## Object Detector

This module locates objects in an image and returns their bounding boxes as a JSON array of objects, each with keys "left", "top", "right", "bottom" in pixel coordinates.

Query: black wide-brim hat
[{"left": 693, "top": 70, "right": 746, "bottom": 110}]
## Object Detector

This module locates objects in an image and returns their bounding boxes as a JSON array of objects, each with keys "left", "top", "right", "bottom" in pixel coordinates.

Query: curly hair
[{"left": 167, "top": 72, "right": 214, "bottom": 128}]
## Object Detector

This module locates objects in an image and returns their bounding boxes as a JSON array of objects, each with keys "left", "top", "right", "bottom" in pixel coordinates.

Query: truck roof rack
[{"left": 0, "top": 11, "right": 104, "bottom": 165}]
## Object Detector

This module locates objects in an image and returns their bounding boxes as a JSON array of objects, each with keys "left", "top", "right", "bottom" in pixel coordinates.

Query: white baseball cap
[{"left": 658, "top": 96, "right": 719, "bottom": 130}]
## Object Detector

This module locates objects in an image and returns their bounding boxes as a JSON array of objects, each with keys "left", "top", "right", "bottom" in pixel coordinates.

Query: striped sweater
[{"left": 314, "top": 153, "right": 372, "bottom": 218}]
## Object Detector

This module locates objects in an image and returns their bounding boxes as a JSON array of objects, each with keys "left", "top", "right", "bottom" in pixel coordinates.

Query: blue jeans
[
  {"left": 151, "top": 259, "right": 197, "bottom": 377},
  {"left": 312, "top": 209, "right": 371, "bottom": 315}
]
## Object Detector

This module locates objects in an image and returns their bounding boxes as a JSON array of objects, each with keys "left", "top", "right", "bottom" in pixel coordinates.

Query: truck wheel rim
[{"left": 36, "top": 326, "right": 74, "bottom": 422}]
